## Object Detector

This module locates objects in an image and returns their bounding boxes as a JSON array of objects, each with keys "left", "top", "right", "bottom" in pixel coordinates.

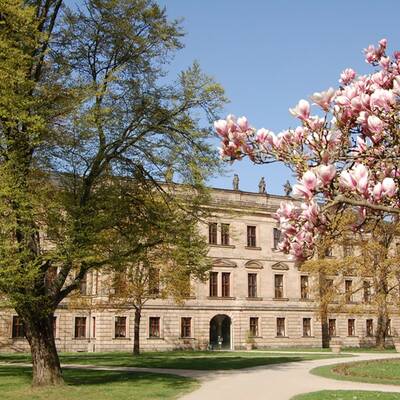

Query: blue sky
[{"left": 157, "top": 0, "right": 400, "bottom": 194}]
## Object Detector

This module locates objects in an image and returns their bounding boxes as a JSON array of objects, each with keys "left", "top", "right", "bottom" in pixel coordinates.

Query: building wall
[{"left": 0, "top": 187, "right": 393, "bottom": 352}]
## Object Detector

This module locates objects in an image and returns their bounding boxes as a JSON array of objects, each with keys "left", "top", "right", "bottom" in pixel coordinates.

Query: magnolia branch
[{"left": 327, "top": 195, "right": 400, "bottom": 215}]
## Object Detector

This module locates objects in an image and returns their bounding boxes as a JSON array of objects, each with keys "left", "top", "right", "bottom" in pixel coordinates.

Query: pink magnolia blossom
[
  {"left": 214, "top": 119, "right": 228, "bottom": 136},
  {"left": 339, "top": 170, "right": 357, "bottom": 190},
  {"left": 372, "top": 182, "right": 383, "bottom": 200},
  {"left": 301, "top": 170, "right": 318, "bottom": 190},
  {"left": 317, "top": 164, "right": 336, "bottom": 186},
  {"left": 382, "top": 177, "right": 396, "bottom": 197},
  {"left": 237, "top": 116, "right": 249, "bottom": 131},
  {"left": 310, "top": 88, "right": 335, "bottom": 111},
  {"left": 367, "top": 115, "right": 384, "bottom": 134},
  {"left": 292, "top": 184, "right": 313, "bottom": 200},
  {"left": 339, "top": 68, "right": 356, "bottom": 85},
  {"left": 256, "top": 128, "right": 272, "bottom": 143},
  {"left": 289, "top": 99, "right": 310, "bottom": 120},
  {"left": 370, "top": 89, "right": 395, "bottom": 111}
]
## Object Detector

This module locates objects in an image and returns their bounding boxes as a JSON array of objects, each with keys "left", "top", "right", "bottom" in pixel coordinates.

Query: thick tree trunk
[
  {"left": 133, "top": 307, "right": 141, "bottom": 355},
  {"left": 23, "top": 313, "right": 63, "bottom": 386}
]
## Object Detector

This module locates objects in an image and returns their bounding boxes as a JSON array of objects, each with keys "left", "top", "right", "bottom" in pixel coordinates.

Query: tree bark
[
  {"left": 318, "top": 272, "right": 330, "bottom": 348},
  {"left": 133, "top": 307, "right": 141, "bottom": 355},
  {"left": 376, "top": 305, "right": 388, "bottom": 349},
  {"left": 23, "top": 312, "right": 63, "bottom": 386},
  {"left": 321, "top": 312, "right": 330, "bottom": 348}
]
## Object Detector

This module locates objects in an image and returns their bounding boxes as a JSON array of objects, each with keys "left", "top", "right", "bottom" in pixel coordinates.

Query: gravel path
[{"left": 179, "top": 352, "right": 400, "bottom": 400}]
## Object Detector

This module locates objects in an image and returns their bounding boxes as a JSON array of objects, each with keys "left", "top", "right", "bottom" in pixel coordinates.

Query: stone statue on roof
[
  {"left": 283, "top": 180, "right": 292, "bottom": 196},
  {"left": 233, "top": 174, "right": 239, "bottom": 190},
  {"left": 258, "top": 177, "right": 266, "bottom": 193}
]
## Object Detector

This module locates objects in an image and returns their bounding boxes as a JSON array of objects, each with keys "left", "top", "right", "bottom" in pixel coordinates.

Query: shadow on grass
[
  {"left": 0, "top": 350, "right": 342, "bottom": 370},
  {"left": 0, "top": 364, "right": 193, "bottom": 388}
]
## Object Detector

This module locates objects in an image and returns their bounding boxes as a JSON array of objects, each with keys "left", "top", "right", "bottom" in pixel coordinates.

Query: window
[
  {"left": 249, "top": 317, "right": 259, "bottom": 337},
  {"left": 274, "top": 274, "right": 284, "bottom": 299},
  {"left": 113, "top": 271, "right": 127, "bottom": 296},
  {"left": 276, "top": 318, "right": 285, "bottom": 337},
  {"left": 221, "top": 223, "right": 230, "bottom": 246},
  {"left": 363, "top": 281, "right": 371, "bottom": 303},
  {"left": 328, "top": 319, "right": 336, "bottom": 337},
  {"left": 74, "top": 317, "right": 86, "bottom": 338},
  {"left": 209, "top": 223, "right": 217, "bottom": 245},
  {"left": 273, "top": 228, "right": 281, "bottom": 249},
  {"left": 247, "top": 226, "right": 256, "bottom": 247},
  {"left": 12, "top": 316, "right": 25, "bottom": 338},
  {"left": 345, "top": 280, "right": 353, "bottom": 303},
  {"left": 115, "top": 316, "right": 127, "bottom": 338},
  {"left": 221, "top": 272, "right": 230, "bottom": 297},
  {"left": 325, "top": 278, "right": 334, "bottom": 290},
  {"left": 148, "top": 267, "right": 160, "bottom": 296},
  {"left": 366, "top": 319, "right": 374, "bottom": 337},
  {"left": 248, "top": 273, "right": 257, "bottom": 298},
  {"left": 149, "top": 317, "right": 160, "bottom": 338},
  {"left": 92, "top": 316, "right": 96, "bottom": 338},
  {"left": 300, "top": 276, "right": 309, "bottom": 299},
  {"left": 303, "top": 318, "right": 311, "bottom": 337},
  {"left": 79, "top": 273, "right": 87, "bottom": 295},
  {"left": 386, "top": 319, "right": 392, "bottom": 337},
  {"left": 181, "top": 317, "right": 191, "bottom": 338},
  {"left": 324, "top": 247, "right": 333, "bottom": 257},
  {"left": 343, "top": 244, "right": 353, "bottom": 257},
  {"left": 93, "top": 271, "right": 99, "bottom": 295},
  {"left": 348, "top": 319, "right": 355, "bottom": 336},
  {"left": 209, "top": 272, "right": 218, "bottom": 297}
]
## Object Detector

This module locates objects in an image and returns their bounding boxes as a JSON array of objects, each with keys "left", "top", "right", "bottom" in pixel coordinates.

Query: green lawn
[
  {"left": 344, "top": 347, "right": 397, "bottom": 353},
  {"left": 263, "top": 347, "right": 331, "bottom": 353},
  {"left": 311, "top": 358, "right": 400, "bottom": 385},
  {"left": 0, "top": 350, "right": 345, "bottom": 370},
  {"left": 0, "top": 365, "right": 198, "bottom": 400},
  {"left": 267, "top": 347, "right": 396, "bottom": 353},
  {"left": 292, "top": 390, "right": 400, "bottom": 399}
]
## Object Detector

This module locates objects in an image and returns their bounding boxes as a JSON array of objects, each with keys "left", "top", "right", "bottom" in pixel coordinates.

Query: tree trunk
[
  {"left": 374, "top": 269, "right": 389, "bottom": 350},
  {"left": 318, "top": 272, "right": 330, "bottom": 348},
  {"left": 376, "top": 307, "right": 388, "bottom": 349},
  {"left": 133, "top": 307, "right": 141, "bottom": 355},
  {"left": 23, "top": 312, "right": 63, "bottom": 386},
  {"left": 321, "top": 312, "right": 330, "bottom": 348}
]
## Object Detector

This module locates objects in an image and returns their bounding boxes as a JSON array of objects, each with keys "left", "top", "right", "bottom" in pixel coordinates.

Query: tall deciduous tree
[
  {"left": 106, "top": 181, "right": 211, "bottom": 355},
  {"left": 0, "top": 0, "right": 225, "bottom": 386}
]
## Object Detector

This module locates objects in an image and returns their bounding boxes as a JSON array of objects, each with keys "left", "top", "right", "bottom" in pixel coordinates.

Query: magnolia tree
[{"left": 215, "top": 39, "right": 400, "bottom": 261}]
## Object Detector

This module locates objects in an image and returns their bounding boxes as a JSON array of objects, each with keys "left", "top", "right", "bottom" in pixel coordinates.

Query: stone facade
[{"left": 0, "top": 187, "right": 394, "bottom": 352}]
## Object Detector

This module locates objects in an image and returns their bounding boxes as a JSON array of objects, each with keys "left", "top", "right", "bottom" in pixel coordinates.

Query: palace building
[{"left": 0, "top": 181, "right": 391, "bottom": 352}]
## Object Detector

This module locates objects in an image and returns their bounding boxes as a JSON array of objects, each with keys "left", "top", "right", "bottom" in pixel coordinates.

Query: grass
[
  {"left": 264, "top": 347, "right": 331, "bottom": 352},
  {"left": 0, "top": 365, "right": 198, "bottom": 400},
  {"left": 344, "top": 347, "right": 397, "bottom": 353},
  {"left": 267, "top": 346, "right": 396, "bottom": 353},
  {"left": 0, "top": 350, "right": 345, "bottom": 370},
  {"left": 311, "top": 358, "right": 400, "bottom": 385},
  {"left": 292, "top": 390, "right": 400, "bottom": 399}
]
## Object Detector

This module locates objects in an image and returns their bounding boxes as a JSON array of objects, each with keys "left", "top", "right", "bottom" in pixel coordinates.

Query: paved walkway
[
  {"left": 179, "top": 352, "right": 400, "bottom": 400},
  {"left": 2, "top": 352, "right": 400, "bottom": 399}
]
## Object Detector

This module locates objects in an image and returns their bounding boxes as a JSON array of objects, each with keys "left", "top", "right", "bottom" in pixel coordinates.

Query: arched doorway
[{"left": 210, "top": 314, "right": 231, "bottom": 349}]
